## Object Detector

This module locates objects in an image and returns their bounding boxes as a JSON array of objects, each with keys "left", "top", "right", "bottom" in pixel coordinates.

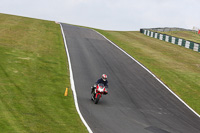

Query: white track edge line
[
  {"left": 93, "top": 29, "right": 200, "bottom": 118},
  {"left": 60, "top": 24, "right": 93, "bottom": 133}
]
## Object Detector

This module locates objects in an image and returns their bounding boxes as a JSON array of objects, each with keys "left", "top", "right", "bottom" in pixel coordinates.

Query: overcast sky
[{"left": 0, "top": 0, "right": 199, "bottom": 31}]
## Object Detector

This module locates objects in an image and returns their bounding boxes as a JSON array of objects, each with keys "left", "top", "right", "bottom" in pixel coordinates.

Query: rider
[{"left": 91, "top": 74, "right": 108, "bottom": 95}]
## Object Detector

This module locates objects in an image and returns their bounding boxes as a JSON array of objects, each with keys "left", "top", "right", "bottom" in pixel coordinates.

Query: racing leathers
[{"left": 91, "top": 78, "right": 108, "bottom": 95}]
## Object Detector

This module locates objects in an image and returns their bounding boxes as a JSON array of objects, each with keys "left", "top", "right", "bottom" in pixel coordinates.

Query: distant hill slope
[
  {"left": 158, "top": 30, "right": 200, "bottom": 44},
  {"left": 0, "top": 13, "right": 87, "bottom": 133}
]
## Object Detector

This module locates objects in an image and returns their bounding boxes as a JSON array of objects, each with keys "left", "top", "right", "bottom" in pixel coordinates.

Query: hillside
[
  {"left": 158, "top": 30, "right": 200, "bottom": 44},
  {"left": 0, "top": 12, "right": 199, "bottom": 132},
  {"left": 0, "top": 13, "right": 87, "bottom": 133}
]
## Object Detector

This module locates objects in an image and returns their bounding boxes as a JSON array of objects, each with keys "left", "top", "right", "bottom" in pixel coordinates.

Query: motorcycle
[{"left": 91, "top": 83, "right": 108, "bottom": 104}]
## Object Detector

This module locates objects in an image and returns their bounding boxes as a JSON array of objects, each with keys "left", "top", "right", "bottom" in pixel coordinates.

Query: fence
[
  {"left": 142, "top": 27, "right": 195, "bottom": 32},
  {"left": 140, "top": 29, "right": 200, "bottom": 53}
]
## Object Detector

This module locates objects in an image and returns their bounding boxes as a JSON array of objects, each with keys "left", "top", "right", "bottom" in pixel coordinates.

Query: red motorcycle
[{"left": 91, "top": 83, "right": 108, "bottom": 104}]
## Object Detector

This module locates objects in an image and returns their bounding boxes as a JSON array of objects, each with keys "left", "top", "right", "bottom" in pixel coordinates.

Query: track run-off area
[{"left": 60, "top": 23, "right": 200, "bottom": 133}]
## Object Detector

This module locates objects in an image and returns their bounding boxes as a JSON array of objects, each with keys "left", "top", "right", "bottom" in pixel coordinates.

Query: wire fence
[{"left": 141, "top": 27, "right": 195, "bottom": 32}]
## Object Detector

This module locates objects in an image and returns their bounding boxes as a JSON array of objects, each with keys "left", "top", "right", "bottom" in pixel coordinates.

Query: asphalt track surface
[{"left": 61, "top": 23, "right": 200, "bottom": 133}]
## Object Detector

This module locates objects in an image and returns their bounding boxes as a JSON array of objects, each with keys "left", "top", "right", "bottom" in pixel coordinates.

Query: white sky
[{"left": 0, "top": 0, "right": 199, "bottom": 31}]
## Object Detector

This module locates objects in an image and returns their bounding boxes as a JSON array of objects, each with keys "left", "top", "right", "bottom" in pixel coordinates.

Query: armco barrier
[{"left": 140, "top": 29, "right": 200, "bottom": 52}]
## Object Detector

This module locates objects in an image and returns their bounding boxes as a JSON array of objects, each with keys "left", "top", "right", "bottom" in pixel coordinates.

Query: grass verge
[
  {"left": 0, "top": 13, "right": 87, "bottom": 133},
  {"left": 95, "top": 29, "right": 200, "bottom": 114}
]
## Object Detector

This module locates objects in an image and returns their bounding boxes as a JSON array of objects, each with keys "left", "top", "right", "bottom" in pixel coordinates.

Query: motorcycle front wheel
[{"left": 94, "top": 94, "right": 101, "bottom": 104}]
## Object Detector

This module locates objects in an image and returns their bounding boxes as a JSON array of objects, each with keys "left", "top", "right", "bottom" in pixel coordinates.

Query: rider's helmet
[{"left": 102, "top": 74, "right": 107, "bottom": 81}]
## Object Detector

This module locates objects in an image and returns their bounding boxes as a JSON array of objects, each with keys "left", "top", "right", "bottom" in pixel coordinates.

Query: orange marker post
[{"left": 64, "top": 88, "right": 68, "bottom": 96}]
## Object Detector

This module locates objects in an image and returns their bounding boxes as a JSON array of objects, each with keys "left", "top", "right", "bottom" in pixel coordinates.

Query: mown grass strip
[
  {"left": 0, "top": 13, "right": 87, "bottom": 133},
  {"left": 94, "top": 29, "right": 200, "bottom": 114}
]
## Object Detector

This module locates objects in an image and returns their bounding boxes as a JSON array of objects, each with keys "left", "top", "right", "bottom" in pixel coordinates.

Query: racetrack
[{"left": 61, "top": 23, "right": 200, "bottom": 133}]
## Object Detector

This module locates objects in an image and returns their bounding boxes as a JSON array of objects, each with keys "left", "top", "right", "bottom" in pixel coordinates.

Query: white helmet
[{"left": 102, "top": 74, "right": 107, "bottom": 81}]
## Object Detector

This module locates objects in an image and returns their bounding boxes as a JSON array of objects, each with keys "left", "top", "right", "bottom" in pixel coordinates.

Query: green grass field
[
  {"left": 95, "top": 29, "right": 200, "bottom": 114},
  {"left": 0, "top": 13, "right": 87, "bottom": 133}
]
